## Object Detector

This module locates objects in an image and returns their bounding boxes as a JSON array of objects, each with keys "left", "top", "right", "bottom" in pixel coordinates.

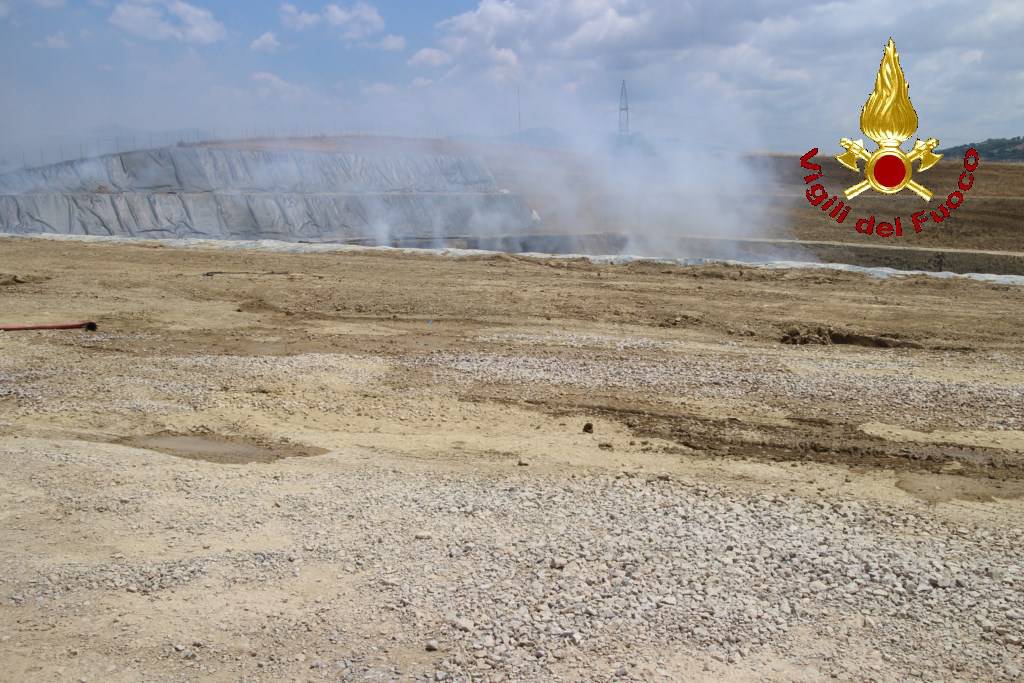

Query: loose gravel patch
[
  {"left": 409, "top": 350, "right": 1024, "bottom": 429},
  {"left": 3, "top": 441, "right": 1022, "bottom": 682},
  {"left": 0, "top": 346, "right": 386, "bottom": 417}
]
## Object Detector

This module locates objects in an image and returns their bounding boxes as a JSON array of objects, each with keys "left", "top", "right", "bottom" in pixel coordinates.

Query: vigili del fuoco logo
[{"left": 800, "top": 38, "right": 980, "bottom": 239}]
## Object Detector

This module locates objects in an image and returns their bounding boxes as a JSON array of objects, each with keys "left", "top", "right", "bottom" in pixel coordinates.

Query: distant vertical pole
[{"left": 619, "top": 80, "right": 630, "bottom": 136}]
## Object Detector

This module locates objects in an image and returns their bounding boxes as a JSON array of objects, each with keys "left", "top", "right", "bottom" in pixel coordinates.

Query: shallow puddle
[{"left": 123, "top": 433, "right": 327, "bottom": 464}]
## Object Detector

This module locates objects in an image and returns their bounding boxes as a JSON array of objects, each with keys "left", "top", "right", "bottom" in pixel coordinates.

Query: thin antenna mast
[{"left": 619, "top": 80, "right": 630, "bottom": 136}]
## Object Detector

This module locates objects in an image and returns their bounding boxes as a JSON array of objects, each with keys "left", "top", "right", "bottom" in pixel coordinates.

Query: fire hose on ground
[{"left": 0, "top": 321, "right": 98, "bottom": 332}]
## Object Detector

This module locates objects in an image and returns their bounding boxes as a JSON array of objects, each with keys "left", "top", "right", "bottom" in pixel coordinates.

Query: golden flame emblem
[{"left": 835, "top": 38, "right": 941, "bottom": 200}]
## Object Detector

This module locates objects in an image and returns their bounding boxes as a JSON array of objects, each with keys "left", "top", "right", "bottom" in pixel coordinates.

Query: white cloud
[
  {"left": 109, "top": 1, "right": 225, "bottom": 45},
  {"left": 408, "top": 47, "right": 451, "bottom": 68},
  {"left": 361, "top": 81, "right": 396, "bottom": 95},
  {"left": 251, "top": 71, "right": 308, "bottom": 100},
  {"left": 166, "top": 1, "right": 223, "bottom": 43},
  {"left": 6, "top": 0, "right": 1024, "bottom": 153},
  {"left": 433, "top": 0, "right": 651, "bottom": 72},
  {"left": 34, "top": 31, "right": 70, "bottom": 48},
  {"left": 962, "top": 1, "right": 1024, "bottom": 35},
  {"left": 250, "top": 31, "right": 280, "bottom": 53},
  {"left": 280, "top": 2, "right": 320, "bottom": 31},
  {"left": 559, "top": 6, "right": 651, "bottom": 55},
  {"left": 324, "top": 1, "right": 384, "bottom": 40},
  {"left": 110, "top": 2, "right": 176, "bottom": 41},
  {"left": 281, "top": 1, "right": 388, "bottom": 42},
  {"left": 372, "top": 33, "right": 405, "bottom": 51},
  {"left": 489, "top": 45, "right": 517, "bottom": 67},
  {"left": 397, "top": 0, "right": 1024, "bottom": 146}
]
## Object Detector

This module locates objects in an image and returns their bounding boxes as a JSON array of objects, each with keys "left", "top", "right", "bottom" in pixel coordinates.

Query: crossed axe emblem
[{"left": 835, "top": 137, "right": 942, "bottom": 201}]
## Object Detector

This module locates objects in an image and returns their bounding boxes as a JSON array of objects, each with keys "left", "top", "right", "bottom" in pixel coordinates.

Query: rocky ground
[{"left": 1, "top": 236, "right": 1023, "bottom": 682}]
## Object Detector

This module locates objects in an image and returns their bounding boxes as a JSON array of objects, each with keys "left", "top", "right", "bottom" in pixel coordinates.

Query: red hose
[{"left": 0, "top": 321, "right": 97, "bottom": 331}]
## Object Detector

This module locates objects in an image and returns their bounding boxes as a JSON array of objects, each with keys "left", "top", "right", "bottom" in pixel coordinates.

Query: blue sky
[
  {"left": 1, "top": 0, "right": 1023, "bottom": 156},
  {"left": 0, "top": 1, "right": 475, "bottom": 130}
]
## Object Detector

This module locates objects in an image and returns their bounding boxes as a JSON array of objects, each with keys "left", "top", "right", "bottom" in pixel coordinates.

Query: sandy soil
[{"left": 2, "top": 236, "right": 1023, "bottom": 682}]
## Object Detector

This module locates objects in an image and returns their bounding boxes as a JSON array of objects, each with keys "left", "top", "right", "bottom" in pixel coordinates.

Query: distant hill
[{"left": 938, "top": 136, "right": 1024, "bottom": 162}]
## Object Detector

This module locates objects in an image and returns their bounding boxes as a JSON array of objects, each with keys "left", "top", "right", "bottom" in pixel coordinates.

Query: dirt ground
[
  {"left": 758, "top": 154, "right": 1024, "bottom": 252},
  {"left": 2, "top": 236, "right": 1024, "bottom": 682}
]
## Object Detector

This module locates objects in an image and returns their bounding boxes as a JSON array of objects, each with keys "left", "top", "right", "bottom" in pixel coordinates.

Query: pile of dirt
[
  {"left": 0, "top": 145, "right": 539, "bottom": 243},
  {"left": 0, "top": 273, "right": 47, "bottom": 286},
  {"left": 780, "top": 325, "right": 924, "bottom": 348}
]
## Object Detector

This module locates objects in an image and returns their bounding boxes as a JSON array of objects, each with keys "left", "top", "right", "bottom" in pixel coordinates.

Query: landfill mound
[{"left": 0, "top": 145, "right": 539, "bottom": 243}]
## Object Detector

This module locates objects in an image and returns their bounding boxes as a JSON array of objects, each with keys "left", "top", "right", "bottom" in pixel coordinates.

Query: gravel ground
[
  {"left": 409, "top": 348, "right": 1024, "bottom": 429},
  {"left": 3, "top": 439, "right": 1023, "bottom": 682},
  {"left": 3, "top": 238, "right": 1024, "bottom": 682}
]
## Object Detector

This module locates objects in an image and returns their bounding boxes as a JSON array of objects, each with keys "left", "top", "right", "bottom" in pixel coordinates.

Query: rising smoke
[{"left": 0, "top": 16, "right": 781, "bottom": 259}]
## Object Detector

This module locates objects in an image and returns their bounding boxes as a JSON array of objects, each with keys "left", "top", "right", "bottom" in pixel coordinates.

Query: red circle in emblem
[{"left": 873, "top": 154, "right": 907, "bottom": 188}]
